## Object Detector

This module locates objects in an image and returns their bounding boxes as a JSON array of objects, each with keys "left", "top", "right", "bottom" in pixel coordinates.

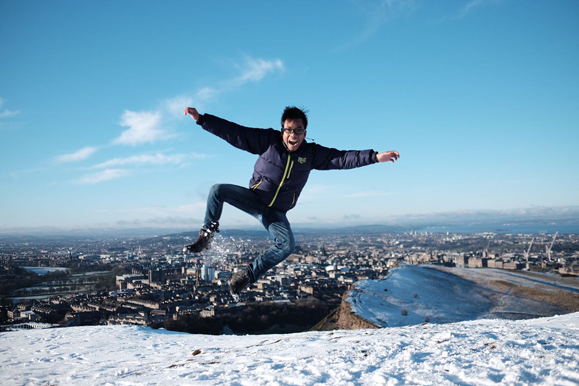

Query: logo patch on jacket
[{"left": 298, "top": 156, "right": 307, "bottom": 164}]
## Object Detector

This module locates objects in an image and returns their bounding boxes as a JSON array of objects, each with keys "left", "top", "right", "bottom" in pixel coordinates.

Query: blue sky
[{"left": 1, "top": 0, "right": 578, "bottom": 231}]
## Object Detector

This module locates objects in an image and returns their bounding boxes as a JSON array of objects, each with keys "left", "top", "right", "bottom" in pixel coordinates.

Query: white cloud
[
  {"left": 164, "top": 87, "right": 220, "bottom": 119},
  {"left": 234, "top": 57, "right": 285, "bottom": 85},
  {"left": 458, "top": 0, "right": 500, "bottom": 18},
  {"left": 77, "top": 169, "right": 130, "bottom": 185},
  {"left": 55, "top": 146, "right": 98, "bottom": 164},
  {"left": 176, "top": 202, "right": 207, "bottom": 214},
  {"left": 0, "top": 109, "right": 20, "bottom": 118},
  {"left": 93, "top": 152, "right": 208, "bottom": 169},
  {"left": 338, "top": 0, "right": 416, "bottom": 50},
  {"left": 0, "top": 97, "right": 21, "bottom": 119},
  {"left": 165, "top": 95, "right": 194, "bottom": 119},
  {"left": 163, "top": 56, "right": 284, "bottom": 119},
  {"left": 195, "top": 86, "right": 218, "bottom": 102},
  {"left": 114, "top": 110, "right": 171, "bottom": 146}
]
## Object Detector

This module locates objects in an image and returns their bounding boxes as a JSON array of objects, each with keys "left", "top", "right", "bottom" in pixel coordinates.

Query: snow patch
[
  {"left": 1, "top": 314, "right": 579, "bottom": 385},
  {"left": 348, "top": 265, "right": 496, "bottom": 327},
  {"left": 348, "top": 265, "right": 578, "bottom": 328}
]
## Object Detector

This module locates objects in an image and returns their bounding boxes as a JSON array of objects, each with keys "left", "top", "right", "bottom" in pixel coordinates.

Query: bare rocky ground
[{"left": 433, "top": 267, "right": 579, "bottom": 320}]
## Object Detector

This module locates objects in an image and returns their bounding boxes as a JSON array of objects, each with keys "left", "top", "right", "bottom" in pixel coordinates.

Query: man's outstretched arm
[
  {"left": 312, "top": 146, "right": 400, "bottom": 170},
  {"left": 184, "top": 107, "right": 276, "bottom": 155}
]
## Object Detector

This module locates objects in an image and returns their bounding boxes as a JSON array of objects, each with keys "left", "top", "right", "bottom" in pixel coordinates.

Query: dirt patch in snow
[{"left": 434, "top": 266, "right": 579, "bottom": 318}]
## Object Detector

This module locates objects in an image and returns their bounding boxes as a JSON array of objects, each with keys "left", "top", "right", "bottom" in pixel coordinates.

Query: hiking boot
[
  {"left": 229, "top": 269, "right": 250, "bottom": 299},
  {"left": 183, "top": 223, "right": 219, "bottom": 253}
]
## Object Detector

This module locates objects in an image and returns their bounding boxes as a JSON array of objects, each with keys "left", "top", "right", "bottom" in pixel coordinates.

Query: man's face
[{"left": 282, "top": 119, "right": 306, "bottom": 152}]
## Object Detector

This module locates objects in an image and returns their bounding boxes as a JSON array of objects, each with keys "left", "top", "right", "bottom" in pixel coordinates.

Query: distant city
[
  {"left": 1, "top": 226, "right": 578, "bottom": 333},
  {"left": 3, "top": 205, "right": 579, "bottom": 237}
]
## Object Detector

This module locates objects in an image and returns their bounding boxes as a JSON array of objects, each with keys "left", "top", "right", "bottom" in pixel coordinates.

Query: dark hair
[{"left": 281, "top": 106, "right": 308, "bottom": 129}]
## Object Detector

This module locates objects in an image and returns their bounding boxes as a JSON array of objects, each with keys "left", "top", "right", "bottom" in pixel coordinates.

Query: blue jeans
[{"left": 204, "top": 184, "right": 295, "bottom": 283}]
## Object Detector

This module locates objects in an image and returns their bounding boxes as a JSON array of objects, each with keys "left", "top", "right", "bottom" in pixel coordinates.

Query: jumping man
[{"left": 183, "top": 106, "right": 400, "bottom": 297}]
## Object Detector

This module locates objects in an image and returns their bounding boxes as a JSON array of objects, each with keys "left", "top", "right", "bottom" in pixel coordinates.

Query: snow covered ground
[
  {"left": 348, "top": 265, "right": 495, "bottom": 327},
  {"left": 1, "top": 313, "right": 579, "bottom": 385},
  {"left": 348, "top": 265, "right": 579, "bottom": 328}
]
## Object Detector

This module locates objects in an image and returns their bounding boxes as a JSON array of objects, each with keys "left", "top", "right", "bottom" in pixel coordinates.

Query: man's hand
[
  {"left": 184, "top": 107, "right": 200, "bottom": 122},
  {"left": 376, "top": 150, "right": 400, "bottom": 163}
]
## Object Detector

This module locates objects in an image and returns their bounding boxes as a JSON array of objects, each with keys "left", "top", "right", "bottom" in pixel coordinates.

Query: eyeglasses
[{"left": 282, "top": 128, "right": 306, "bottom": 135}]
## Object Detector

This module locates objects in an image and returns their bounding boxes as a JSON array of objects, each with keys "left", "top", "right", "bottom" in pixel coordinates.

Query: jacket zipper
[
  {"left": 268, "top": 154, "right": 292, "bottom": 207},
  {"left": 287, "top": 160, "right": 295, "bottom": 179}
]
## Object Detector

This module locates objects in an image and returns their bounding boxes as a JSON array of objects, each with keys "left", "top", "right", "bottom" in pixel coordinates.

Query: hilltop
[
  {"left": 1, "top": 313, "right": 578, "bottom": 385},
  {"left": 346, "top": 265, "right": 579, "bottom": 328}
]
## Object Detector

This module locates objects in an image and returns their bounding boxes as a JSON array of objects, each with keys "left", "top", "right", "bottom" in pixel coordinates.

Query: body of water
[
  {"left": 22, "top": 267, "right": 69, "bottom": 275},
  {"left": 415, "top": 223, "right": 579, "bottom": 234}
]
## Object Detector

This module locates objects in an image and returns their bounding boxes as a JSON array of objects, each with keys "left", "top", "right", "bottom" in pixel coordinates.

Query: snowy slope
[
  {"left": 348, "top": 265, "right": 495, "bottom": 327},
  {"left": 2, "top": 313, "right": 579, "bottom": 385},
  {"left": 348, "top": 265, "right": 578, "bottom": 328}
]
